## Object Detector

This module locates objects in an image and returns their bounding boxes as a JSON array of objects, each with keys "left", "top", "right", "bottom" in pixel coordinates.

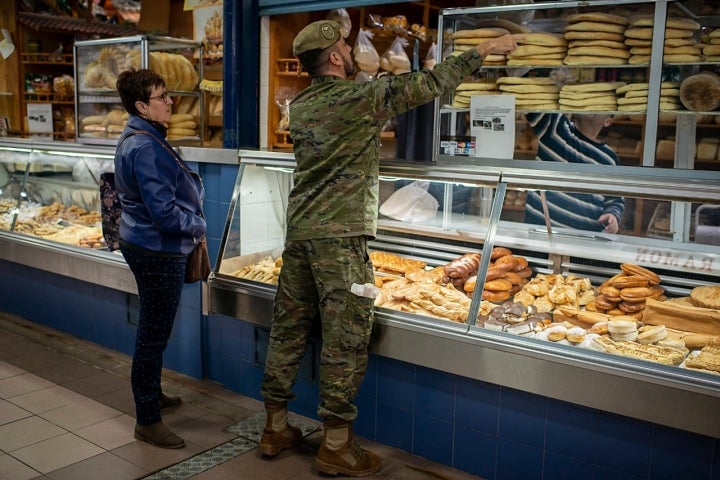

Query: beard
[{"left": 343, "top": 54, "right": 356, "bottom": 77}]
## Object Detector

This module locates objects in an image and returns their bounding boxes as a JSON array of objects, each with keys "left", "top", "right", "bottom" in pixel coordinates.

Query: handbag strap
[{"left": 120, "top": 129, "right": 197, "bottom": 176}]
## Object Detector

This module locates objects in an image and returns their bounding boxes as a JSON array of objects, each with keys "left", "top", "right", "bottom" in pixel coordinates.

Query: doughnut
[{"left": 620, "top": 263, "right": 661, "bottom": 285}]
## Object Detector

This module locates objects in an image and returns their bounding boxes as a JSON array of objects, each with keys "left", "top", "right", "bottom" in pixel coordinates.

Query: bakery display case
[
  {"left": 73, "top": 35, "right": 204, "bottom": 146},
  {"left": 208, "top": 149, "right": 720, "bottom": 437},
  {"left": 0, "top": 139, "right": 114, "bottom": 249},
  {"left": 434, "top": 0, "right": 720, "bottom": 172}
]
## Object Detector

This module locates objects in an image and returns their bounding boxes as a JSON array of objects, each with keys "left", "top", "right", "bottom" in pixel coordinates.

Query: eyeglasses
[{"left": 148, "top": 91, "right": 170, "bottom": 103}]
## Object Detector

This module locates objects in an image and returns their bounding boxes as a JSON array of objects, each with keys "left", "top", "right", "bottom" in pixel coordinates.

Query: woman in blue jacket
[{"left": 114, "top": 68, "right": 206, "bottom": 449}]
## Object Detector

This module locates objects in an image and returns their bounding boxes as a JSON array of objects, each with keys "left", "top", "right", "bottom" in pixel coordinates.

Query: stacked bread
[
  {"left": 125, "top": 50, "right": 199, "bottom": 92},
  {"left": 624, "top": 15, "right": 702, "bottom": 64},
  {"left": 587, "top": 263, "right": 665, "bottom": 320},
  {"left": 462, "top": 247, "right": 533, "bottom": 303},
  {"left": 167, "top": 113, "right": 198, "bottom": 140},
  {"left": 558, "top": 82, "right": 625, "bottom": 112},
  {"left": 102, "top": 109, "right": 127, "bottom": 139},
  {"left": 496, "top": 77, "right": 559, "bottom": 110},
  {"left": 563, "top": 12, "right": 630, "bottom": 65},
  {"left": 451, "top": 28, "right": 510, "bottom": 65},
  {"left": 615, "top": 81, "right": 682, "bottom": 112},
  {"left": 703, "top": 29, "right": 720, "bottom": 61},
  {"left": 452, "top": 79, "right": 498, "bottom": 108},
  {"left": 506, "top": 33, "right": 566, "bottom": 66},
  {"left": 514, "top": 273, "right": 596, "bottom": 313}
]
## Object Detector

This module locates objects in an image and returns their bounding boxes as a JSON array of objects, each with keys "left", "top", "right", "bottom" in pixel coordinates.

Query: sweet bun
[
  {"left": 491, "top": 247, "right": 513, "bottom": 259},
  {"left": 482, "top": 289, "right": 511, "bottom": 303},
  {"left": 620, "top": 263, "right": 661, "bottom": 285},
  {"left": 619, "top": 286, "right": 653, "bottom": 301},
  {"left": 484, "top": 278, "right": 513, "bottom": 291},
  {"left": 612, "top": 275, "right": 650, "bottom": 289}
]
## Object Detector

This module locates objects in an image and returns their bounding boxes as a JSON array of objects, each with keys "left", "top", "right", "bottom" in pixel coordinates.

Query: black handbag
[{"left": 99, "top": 172, "right": 121, "bottom": 251}]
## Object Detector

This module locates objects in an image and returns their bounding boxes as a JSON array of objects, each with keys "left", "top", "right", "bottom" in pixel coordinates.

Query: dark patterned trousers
[{"left": 120, "top": 241, "right": 187, "bottom": 425}]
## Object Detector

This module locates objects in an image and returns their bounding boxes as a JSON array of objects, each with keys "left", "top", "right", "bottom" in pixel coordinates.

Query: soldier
[{"left": 259, "top": 19, "right": 518, "bottom": 477}]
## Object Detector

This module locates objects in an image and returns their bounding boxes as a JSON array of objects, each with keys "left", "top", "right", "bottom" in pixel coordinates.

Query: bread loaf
[{"left": 679, "top": 72, "right": 720, "bottom": 112}]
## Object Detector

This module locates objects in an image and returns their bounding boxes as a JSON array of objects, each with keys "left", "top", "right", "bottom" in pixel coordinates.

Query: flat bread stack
[
  {"left": 615, "top": 81, "right": 683, "bottom": 112},
  {"left": 563, "top": 13, "right": 629, "bottom": 65},
  {"left": 452, "top": 28, "right": 511, "bottom": 65},
  {"left": 703, "top": 29, "right": 720, "bottom": 62},
  {"left": 558, "top": 82, "right": 625, "bottom": 112},
  {"left": 452, "top": 79, "right": 499, "bottom": 108},
  {"left": 506, "top": 33, "right": 567, "bottom": 66},
  {"left": 624, "top": 15, "right": 702, "bottom": 64},
  {"left": 496, "top": 76, "right": 559, "bottom": 110}
]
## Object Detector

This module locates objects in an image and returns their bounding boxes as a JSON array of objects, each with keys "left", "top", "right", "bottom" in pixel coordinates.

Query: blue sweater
[{"left": 524, "top": 112, "right": 625, "bottom": 232}]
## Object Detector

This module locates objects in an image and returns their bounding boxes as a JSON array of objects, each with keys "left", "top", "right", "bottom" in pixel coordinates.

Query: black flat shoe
[{"left": 159, "top": 392, "right": 182, "bottom": 410}]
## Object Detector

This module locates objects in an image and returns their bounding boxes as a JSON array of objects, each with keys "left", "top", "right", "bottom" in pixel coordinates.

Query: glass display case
[
  {"left": 0, "top": 140, "right": 115, "bottom": 250},
  {"left": 73, "top": 35, "right": 203, "bottom": 146},
  {"left": 209, "top": 148, "right": 720, "bottom": 437},
  {"left": 435, "top": 0, "right": 720, "bottom": 172}
]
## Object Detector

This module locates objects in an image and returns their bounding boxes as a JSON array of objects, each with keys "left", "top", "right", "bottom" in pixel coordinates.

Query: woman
[{"left": 114, "top": 68, "right": 206, "bottom": 449}]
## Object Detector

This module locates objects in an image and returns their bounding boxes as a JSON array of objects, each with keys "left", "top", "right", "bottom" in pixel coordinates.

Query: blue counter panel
[
  {"left": 0, "top": 260, "right": 203, "bottom": 379},
  {"left": 204, "top": 312, "right": 720, "bottom": 480}
]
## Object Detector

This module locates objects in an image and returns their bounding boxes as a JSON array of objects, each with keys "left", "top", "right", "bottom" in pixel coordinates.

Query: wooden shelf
[{"left": 21, "top": 52, "right": 73, "bottom": 65}]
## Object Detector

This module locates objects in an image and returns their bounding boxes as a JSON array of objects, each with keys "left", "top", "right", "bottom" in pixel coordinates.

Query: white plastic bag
[
  {"left": 379, "top": 36, "right": 411, "bottom": 75},
  {"left": 424, "top": 42, "right": 438, "bottom": 70},
  {"left": 326, "top": 8, "right": 352, "bottom": 38},
  {"left": 354, "top": 29, "right": 380, "bottom": 75},
  {"left": 379, "top": 181, "right": 439, "bottom": 223}
]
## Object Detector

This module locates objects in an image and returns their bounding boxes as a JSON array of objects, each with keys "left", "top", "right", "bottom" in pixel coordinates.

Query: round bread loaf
[
  {"left": 703, "top": 45, "right": 720, "bottom": 56},
  {"left": 565, "top": 31, "right": 624, "bottom": 42},
  {"left": 690, "top": 285, "right": 720, "bottom": 309},
  {"left": 514, "top": 32, "right": 567, "bottom": 46},
  {"left": 562, "top": 81, "right": 625, "bottom": 93},
  {"left": 680, "top": 72, "right": 720, "bottom": 112},
  {"left": 569, "top": 40, "right": 627, "bottom": 49},
  {"left": 496, "top": 76, "right": 557, "bottom": 85},
  {"left": 565, "top": 21, "right": 626, "bottom": 34},
  {"left": 566, "top": 12, "right": 628, "bottom": 26},
  {"left": 453, "top": 27, "right": 510, "bottom": 39},
  {"left": 563, "top": 55, "right": 627, "bottom": 65},
  {"left": 567, "top": 46, "right": 630, "bottom": 59},
  {"left": 664, "top": 38, "right": 696, "bottom": 47}
]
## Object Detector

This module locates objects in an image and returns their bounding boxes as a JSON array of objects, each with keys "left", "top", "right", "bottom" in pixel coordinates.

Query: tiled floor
[{"left": 0, "top": 312, "right": 482, "bottom": 480}]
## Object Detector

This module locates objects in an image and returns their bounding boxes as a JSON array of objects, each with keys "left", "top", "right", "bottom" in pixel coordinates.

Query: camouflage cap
[{"left": 293, "top": 20, "right": 342, "bottom": 56}]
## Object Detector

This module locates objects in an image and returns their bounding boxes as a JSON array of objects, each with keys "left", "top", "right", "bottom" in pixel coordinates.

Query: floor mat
[{"left": 144, "top": 412, "right": 319, "bottom": 479}]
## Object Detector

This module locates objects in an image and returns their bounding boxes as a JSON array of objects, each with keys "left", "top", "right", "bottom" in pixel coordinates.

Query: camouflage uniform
[{"left": 261, "top": 47, "right": 486, "bottom": 422}]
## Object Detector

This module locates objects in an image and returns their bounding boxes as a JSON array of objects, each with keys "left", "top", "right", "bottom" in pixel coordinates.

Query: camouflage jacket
[{"left": 286, "top": 49, "right": 484, "bottom": 241}]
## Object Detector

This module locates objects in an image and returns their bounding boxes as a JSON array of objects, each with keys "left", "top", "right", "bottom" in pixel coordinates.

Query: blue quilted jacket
[{"left": 114, "top": 116, "right": 206, "bottom": 254}]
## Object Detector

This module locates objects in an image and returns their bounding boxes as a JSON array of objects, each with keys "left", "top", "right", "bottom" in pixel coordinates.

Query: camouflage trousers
[{"left": 260, "top": 236, "right": 375, "bottom": 422}]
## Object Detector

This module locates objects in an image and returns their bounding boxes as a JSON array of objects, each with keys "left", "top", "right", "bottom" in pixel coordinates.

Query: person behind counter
[
  {"left": 524, "top": 112, "right": 625, "bottom": 233},
  {"left": 258, "top": 19, "right": 518, "bottom": 477},
  {"left": 114, "top": 68, "right": 207, "bottom": 449}
]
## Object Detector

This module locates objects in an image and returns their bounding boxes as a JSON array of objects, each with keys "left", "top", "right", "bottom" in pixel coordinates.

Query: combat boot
[
  {"left": 315, "top": 419, "right": 381, "bottom": 477},
  {"left": 259, "top": 402, "right": 302, "bottom": 457}
]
